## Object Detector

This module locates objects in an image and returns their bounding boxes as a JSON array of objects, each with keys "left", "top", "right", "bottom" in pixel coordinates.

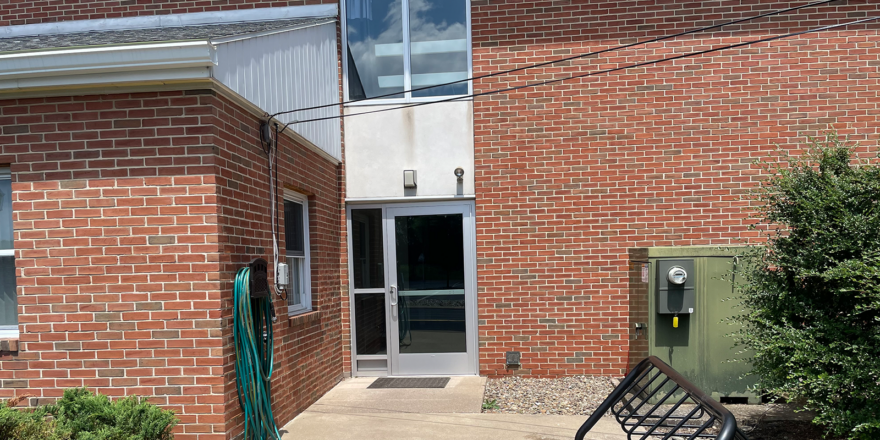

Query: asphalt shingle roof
[{"left": 0, "top": 17, "right": 327, "bottom": 53}]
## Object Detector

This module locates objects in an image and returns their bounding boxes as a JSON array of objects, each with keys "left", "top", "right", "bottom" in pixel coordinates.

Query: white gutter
[
  {"left": 0, "top": 41, "right": 216, "bottom": 90},
  {"left": 0, "top": 4, "right": 338, "bottom": 39}
]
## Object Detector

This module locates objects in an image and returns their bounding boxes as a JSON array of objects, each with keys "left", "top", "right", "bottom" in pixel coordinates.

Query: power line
[
  {"left": 280, "top": 14, "right": 878, "bottom": 130},
  {"left": 270, "top": 0, "right": 840, "bottom": 119}
]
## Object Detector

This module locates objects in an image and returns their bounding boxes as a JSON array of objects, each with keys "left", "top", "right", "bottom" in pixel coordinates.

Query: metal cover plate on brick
[{"left": 368, "top": 377, "right": 450, "bottom": 389}]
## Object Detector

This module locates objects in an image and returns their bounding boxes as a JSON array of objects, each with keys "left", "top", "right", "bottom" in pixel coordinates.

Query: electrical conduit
[{"left": 233, "top": 267, "right": 282, "bottom": 440}]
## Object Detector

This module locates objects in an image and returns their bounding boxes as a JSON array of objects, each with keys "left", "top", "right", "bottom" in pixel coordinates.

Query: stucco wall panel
[{"left": 344, "top": 101, "right": 474, "bottom": 200}]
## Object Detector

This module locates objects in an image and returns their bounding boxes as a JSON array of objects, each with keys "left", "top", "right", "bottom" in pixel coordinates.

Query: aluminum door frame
[
  {"left": 347, "top": 204, "right": 392, "bottom": 377},
  {"left": 384, "top": 201, "right": 478, "bottom": 376}
]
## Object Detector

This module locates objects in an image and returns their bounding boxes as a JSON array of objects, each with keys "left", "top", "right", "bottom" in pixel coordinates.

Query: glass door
[
  {"left": 385, "top": 203, "right": 477, "bottom": 376},
  {"left": 350, "top": 208, "right": 390, "bottom": 374}
]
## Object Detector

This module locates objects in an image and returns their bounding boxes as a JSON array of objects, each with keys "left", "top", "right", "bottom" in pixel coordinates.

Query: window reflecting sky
[
  {"left": 410, "top": 0, "right": 468, "bottom": 97},
  {"left": 347, "top": 0, "right": 468, "bottom": 99},
  {"left": 347, "top": 0, "right": 404, "bottom": 99},
  {"left": 0, "top": 180, "right": 11, "bottom": 250}
]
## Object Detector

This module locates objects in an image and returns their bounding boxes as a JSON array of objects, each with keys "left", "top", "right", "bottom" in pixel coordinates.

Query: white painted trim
[
  {"left": 210, "top": 19, "right": 336, "bottom": 44},
  {"left": 283, "top": 190, "right": 312, "bottom": 316},
  {"left": 0, "top": 41, "right": 215, "bottom": 83},
  {"left": 0, "top": 40, "right": 212, "bottom": 59},
  {"left": 0, "top": 327, "right": 18, "bottom": 339},
  {"left": 0, "top": 68, "right": 211, "bottom": 92},
  {"left": 346, "top": 195, "right": 475, "bottom": 204},
  {"left": 0, "top": 250, "right": 13, "bottom": 256},
  {"left": 0, "top": 5, "right": 339, "bottom": 39},
  {"left": 344, "top": 95, "right": 473, "bottom": 107}
]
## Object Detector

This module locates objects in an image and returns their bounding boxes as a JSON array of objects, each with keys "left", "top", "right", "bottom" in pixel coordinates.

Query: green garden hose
[{"left": 233, "top": 267, "right": 282, "bottom": 440}]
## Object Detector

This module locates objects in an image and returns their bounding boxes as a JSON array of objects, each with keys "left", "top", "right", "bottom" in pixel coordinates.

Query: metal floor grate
[{"left": 368, "top": 377, "right": 450, "bottom": 389}]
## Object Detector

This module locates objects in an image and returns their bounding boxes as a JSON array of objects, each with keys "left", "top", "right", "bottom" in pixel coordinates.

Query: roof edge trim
[
  {"left": 211, "top": 18, "right": 336, "bottom": 45},
  {"left": 0, "top": 4, "right": 338, "bottom": 39}
]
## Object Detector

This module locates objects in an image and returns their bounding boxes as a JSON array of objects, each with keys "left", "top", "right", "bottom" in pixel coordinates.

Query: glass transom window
[{"left": 345, "top": 0, "right": 470, "bottom": 101}]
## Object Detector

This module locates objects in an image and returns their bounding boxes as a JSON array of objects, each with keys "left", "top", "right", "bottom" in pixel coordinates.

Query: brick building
[
  {"left": 339, "top": 0, "right": 880, "bottom": 380},
  {"left": 0, "top": 4, "right": 346, "bottom": 440},
  {"left": 2, "top": 0, "right": 880, "bottom": 438},
  {"left": 469, "top": 0, "right": 880, "bottom": 376}
]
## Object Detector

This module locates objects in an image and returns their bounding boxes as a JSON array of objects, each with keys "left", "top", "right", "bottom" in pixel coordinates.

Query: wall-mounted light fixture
[
  {"left": 454, "top": 167, "right": 465, "bottom": 182},
  {"left": 403, "top": 170, "right": 417, "bottom": 188}
]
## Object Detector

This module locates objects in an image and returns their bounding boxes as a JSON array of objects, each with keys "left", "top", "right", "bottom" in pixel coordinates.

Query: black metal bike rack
[{"left": 575, "top": 356, "right": 749, "bottom": 440}]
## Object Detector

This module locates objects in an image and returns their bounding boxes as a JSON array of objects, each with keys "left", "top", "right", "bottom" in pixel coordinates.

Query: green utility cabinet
[{"left": 642, "top": 246, "right": 758, "bottom": 404}]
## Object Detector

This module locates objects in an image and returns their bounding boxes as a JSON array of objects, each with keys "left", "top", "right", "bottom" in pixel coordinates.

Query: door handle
[{"left": 390, "top": 285, "right": 398, "bottom": 306}]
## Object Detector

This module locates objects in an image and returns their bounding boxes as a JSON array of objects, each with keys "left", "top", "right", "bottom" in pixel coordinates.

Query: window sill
[
  {"left": 0, "top": 339, "right": 19, "bottom": 352},
  {"left": 288, "top": 310, "right": 320, "bottom": 327},
  {"left": 344, "top": 95, "right": 473, "bottom": 108}
]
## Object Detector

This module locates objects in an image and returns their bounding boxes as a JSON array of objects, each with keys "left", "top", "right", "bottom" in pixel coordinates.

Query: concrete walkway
[{"left": 281, "top": 377, "right": 626, "bottom": 440}]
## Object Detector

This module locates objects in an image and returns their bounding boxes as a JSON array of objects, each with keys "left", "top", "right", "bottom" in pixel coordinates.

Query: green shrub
[
  {"left": 0, "top": 402, "right": 57, "bottom": 440},
  {"left": 733, "top": 131, "right": 880, "bottom": 439},
  {"left": 0, "top": 389, "right": 177, "bottom": 440}
]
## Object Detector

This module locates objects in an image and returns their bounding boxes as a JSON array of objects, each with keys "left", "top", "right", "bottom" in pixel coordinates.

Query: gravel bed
[
  {"left": 483, "top": 377, "right": 836, "bottom": 440},
  {"left": 482, "top": 375, "right": 616, "bottom": 415}
]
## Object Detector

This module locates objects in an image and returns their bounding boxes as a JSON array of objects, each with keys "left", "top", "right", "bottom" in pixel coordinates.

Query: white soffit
[{"left": 0, "top": 4, "right": 338, "bottom": 39}]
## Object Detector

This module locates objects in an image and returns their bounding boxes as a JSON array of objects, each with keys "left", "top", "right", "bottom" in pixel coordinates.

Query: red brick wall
[
  {"left": 0, "top": 0, "right": 338, "bottom": 26},
  {"left": 0, "top": 88, "right": 343, "bottom": 439},
  {"left": 207, "top": 91, "right": 344, "bottom": 438},
  {"left": 472, "top": 0, "right": 880, "bottom": 377},
  {"left": 0, "top": 91, "right": 227, "bottom": 436}
]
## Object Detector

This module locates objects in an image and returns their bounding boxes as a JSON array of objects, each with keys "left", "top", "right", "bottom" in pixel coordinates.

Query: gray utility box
[{"left": 656, "top": 259, "right": 695, "bottom": 314}]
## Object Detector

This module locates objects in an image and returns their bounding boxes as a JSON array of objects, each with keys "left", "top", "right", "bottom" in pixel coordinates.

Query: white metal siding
[{"left": 214, "top": 22, "right": 341, "bottom": 160}]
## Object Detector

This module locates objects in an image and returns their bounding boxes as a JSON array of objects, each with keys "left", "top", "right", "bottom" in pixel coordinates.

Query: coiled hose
[{"left": 233, "top": 267, "right": 281, "bottom": 440}]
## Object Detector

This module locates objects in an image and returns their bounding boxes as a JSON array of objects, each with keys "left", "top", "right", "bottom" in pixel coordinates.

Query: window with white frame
[
  {"left": 0, "top": 167, "right": 16, "bottom": 339},
  {"left": 284, "top": 191, "right": 311, "bottom": 315},
  {"left": 345, "top": 0, "right": 470, "bottom": 101}
]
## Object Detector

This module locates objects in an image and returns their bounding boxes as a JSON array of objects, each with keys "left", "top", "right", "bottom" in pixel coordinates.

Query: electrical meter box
[
  {"left": 656, "top": 259, "right": 695, "bottom": 314},
  {"left": 630, "top": 246, "right": 759, "bottom": 404}
]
